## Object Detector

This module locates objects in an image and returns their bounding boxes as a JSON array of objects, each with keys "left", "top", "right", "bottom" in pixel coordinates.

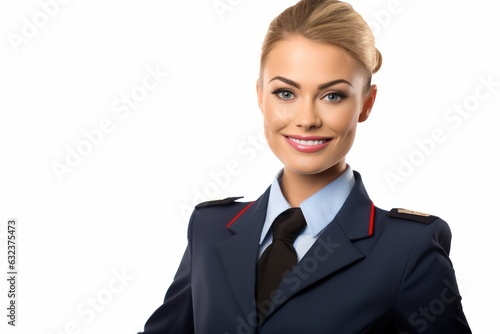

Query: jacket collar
[{"left": 335, "top": 170, "right": 375, "bottom": 240}]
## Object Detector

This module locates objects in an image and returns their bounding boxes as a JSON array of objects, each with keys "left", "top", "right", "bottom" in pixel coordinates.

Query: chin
[
  {"left": 281, "top": 154, "right": 346, "bottom": 175},
  {"left": 284, "top": 162, "right": 337, "bottom": 176}
]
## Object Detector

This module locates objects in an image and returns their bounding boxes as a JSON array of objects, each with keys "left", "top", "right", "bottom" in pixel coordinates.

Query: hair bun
[{"left": 372, "top": 48, "right": 383, "bottom": 74}]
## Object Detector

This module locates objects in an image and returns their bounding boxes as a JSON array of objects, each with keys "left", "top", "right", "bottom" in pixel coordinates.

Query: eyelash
[{"left": 271, "top": 88, "right": 347, "bottom": 103}]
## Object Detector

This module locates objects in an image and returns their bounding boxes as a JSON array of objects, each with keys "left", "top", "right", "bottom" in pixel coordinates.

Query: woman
[{"left": 139, "top": 0, "right": 471, "bottom": 332}]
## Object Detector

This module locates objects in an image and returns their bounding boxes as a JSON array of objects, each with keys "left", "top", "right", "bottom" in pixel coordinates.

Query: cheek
[
  {"left": 321, "top": 100, "right": 362, "bottom": 135},
  {"left": 262, "top": 100, "right": 293, "bottom": 132},
  {"left": 322, "top": 111, "right": 355, "bottom": 134}
]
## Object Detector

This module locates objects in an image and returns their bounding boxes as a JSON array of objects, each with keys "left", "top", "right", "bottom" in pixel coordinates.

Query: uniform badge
[{"left": 386, "top": 208, "right": 438, "bottom": 224}]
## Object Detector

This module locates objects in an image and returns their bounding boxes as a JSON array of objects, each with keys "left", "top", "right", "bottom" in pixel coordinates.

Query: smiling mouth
[
  {"left": 284, "top": 135, "right": 333, "bottom": 153},
  {"left": 286, "top": 137, "right": 330, "bottom": 146}
]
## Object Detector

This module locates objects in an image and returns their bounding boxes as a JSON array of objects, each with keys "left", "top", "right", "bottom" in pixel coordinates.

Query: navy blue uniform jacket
[{"left": 139, "top": 171, "right": 471, "bottom": 333}]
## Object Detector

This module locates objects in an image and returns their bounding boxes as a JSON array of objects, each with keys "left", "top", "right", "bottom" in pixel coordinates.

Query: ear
[
  {"left": 358, "top": 84, "right": 377, "bottom": 123},
  {"left": 256, "top": 79, "right": 263, "bottom": 113}
]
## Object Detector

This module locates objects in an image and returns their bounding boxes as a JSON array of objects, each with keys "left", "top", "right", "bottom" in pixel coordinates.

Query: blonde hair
[{"left": 259, "top": 0, "right": 382, "bottom": 90}]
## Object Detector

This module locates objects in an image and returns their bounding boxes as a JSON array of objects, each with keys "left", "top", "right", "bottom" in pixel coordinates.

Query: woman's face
[{"left": 256, "top": 35, "right": 377, "bottom": 177}]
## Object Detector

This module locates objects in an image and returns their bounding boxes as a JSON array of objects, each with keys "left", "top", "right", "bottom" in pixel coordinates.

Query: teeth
[{"left": 288, "top": 137, "right": 327, "bottom": 145}]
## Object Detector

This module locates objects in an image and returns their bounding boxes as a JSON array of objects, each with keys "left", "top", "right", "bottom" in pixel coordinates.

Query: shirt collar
[{"left": 259, "top": 165, "right": 355, "bottom": 244}]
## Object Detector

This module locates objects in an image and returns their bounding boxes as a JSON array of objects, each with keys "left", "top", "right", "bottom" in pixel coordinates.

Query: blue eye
[
  {"left": 322, "top": 92, "right": 345, "bottom": 103},
  {"left": 272, "top": 89, "right": 295, "bottom": 100}
]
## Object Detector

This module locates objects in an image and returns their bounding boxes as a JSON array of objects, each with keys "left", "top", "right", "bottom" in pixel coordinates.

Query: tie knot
[{"left": 272, "top": 207, "right": 306, "bottom": 243}]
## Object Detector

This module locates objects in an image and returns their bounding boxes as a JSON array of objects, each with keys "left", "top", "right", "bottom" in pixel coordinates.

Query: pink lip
[{"left": 284, "top": 135, "right": 332, "bottom": 153}]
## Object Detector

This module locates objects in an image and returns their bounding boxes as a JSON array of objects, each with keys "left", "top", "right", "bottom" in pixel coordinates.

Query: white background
[{"left": 1, "top": 0, "right": 499, "bottom": 333}]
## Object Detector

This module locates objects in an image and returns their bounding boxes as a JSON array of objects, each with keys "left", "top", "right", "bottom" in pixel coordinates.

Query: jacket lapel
[
  {"left": 263, "top": 171, "right": 375, "bottom": 321},
  {"left": 215, "top": 187, "right": 270, "bottom": 323}
]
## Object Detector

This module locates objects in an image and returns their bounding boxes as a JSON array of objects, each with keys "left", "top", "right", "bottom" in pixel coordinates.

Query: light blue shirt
[{"left": 259, "top": 165, "right": 355, "bottom": 261}]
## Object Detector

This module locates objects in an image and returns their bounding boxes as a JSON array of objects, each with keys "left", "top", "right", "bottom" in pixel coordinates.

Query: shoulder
[
  {"left": 186, "top": 196, "right": 256, "bottom": 242},
  {"left": 189, "top": 196, "right": 254, "bottom": 227},
  {"left": 380, "top": 206, "right": 452, "bottom": 252},
  {"left": 194, "top": 196, "right": 245, "bottom": 209},
  {"left": 385, "top": 208, "right": 440, "bottom": 225},
  {"left": 383, "top": 207, "right": 451, "bottom": 232},
  {"left": 193, "top": 196, "right": 253, "bottom": 215}
]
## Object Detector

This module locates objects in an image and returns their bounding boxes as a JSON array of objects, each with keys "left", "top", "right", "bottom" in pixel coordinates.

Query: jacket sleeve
[
  {"left": 138, "top": 213, "right": 196, "bottom": 334},
  {"left": 394, "top": 218, "right": 471, "bottom": 333}
]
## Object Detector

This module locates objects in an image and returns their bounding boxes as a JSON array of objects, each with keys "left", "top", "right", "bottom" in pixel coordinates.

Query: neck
[{"left": 280, "top": 162, "right": 347, "bottom": 207}]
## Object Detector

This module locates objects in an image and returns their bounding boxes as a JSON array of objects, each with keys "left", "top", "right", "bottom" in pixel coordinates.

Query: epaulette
[
  {"left": 195, "top": 196, "right": 244, "bottom": 209},
  {"left": 386, "top": 208, "right": 439, "bottom": 225}
]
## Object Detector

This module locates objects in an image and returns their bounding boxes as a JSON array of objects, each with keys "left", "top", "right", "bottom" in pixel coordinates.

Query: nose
[{"left": 294, "top": 100, "right": 321, "bottom": 130}]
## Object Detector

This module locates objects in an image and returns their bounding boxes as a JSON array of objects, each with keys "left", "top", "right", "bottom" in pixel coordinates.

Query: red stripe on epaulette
[
  {"left": 226, "top": 201, "right": 255, "bottom": 228},
  {"left": 368, "top": 202, "right": 375, "bottom": 236}
]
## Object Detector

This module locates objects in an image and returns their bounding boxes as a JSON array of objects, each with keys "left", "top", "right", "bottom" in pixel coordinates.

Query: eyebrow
[{"left": 268, "top": 76, "right": 353, "bottom": 90}]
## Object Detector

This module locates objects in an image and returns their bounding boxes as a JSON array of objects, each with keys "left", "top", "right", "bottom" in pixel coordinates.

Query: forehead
[{"left": 262, "top": 35, "right": 364, "bottom": 87}]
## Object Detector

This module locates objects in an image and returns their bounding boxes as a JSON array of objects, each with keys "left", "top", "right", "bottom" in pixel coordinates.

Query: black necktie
[{"left": 256, "top": 207, "right": 307, "bottom": 319}]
